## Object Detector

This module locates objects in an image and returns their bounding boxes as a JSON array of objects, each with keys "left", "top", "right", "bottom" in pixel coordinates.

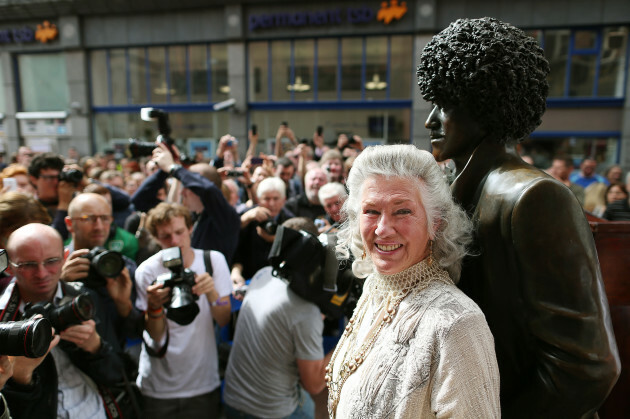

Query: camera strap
[
  {"left": 203, "top": 250, "right": 214, "bottom": 277},
  {"left": 0, "top": 284, "right": 22, "bottom": 322}
]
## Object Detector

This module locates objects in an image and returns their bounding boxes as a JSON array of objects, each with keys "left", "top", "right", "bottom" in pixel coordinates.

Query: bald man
[
  {"left": 62, "top": 193, "right": 143, "bottom": 349},
  {"left": 0, "top": 223, "right": 124, "bottom": 418}
]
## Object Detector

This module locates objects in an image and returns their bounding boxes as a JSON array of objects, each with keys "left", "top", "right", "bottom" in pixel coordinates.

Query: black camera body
[
  {"left": 0, "top": 318, "right": 53, "bottom": 358},
  {"left": 126, "top": 136, "right": 175, "bottom": 159},
  {"left": 126, "top": 107, "right": 177, "bottom": 159},
  {"left": 258, "top": 219, "right": 278, "bottom": 235},
  {"left": 23, "top": 292, "right": 95, "bottom": 333},
  {"left": 154, "top": 247, "right": 199, "bottom": 325},
  {"left": 81, "top": 247, "right": 125, "bottom": 288},
  {"left": 58, "top": 168, "right": 83, "bottom": 185}
]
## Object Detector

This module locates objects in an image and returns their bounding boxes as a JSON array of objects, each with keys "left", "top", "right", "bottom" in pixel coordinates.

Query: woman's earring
[{"left": 361, "top": 250, "right": 366, "bottom": 260}]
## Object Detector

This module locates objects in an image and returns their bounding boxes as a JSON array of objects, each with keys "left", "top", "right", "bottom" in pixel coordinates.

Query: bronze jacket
[{"left": 452, "top": 140, "right": 620, "bottom": 418}]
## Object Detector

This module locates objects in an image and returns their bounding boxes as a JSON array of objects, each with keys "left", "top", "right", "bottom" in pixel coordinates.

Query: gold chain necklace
[
  {"left": 325, "top": 283, "right": 415, "bottom": 418},
  {"left": 325, "top": 260, "right": 452, "bottom": 418}
]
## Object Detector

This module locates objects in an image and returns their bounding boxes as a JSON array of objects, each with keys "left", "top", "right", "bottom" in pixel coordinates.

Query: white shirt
[{"left": 135, "top": 248, "right": 232, "bottom": 398}]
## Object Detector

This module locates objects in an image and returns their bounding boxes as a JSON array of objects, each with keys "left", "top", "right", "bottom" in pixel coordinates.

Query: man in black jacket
[
  {"left": 131, "top": 142, "right": 240, "bottom": 264},
  {"left": 1, "top": 223, "right": 124, "bottom": 418}
]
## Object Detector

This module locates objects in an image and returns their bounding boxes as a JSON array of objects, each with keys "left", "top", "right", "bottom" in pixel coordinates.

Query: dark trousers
[{"left": 142, "top": 387, "right": 221, "bottom": 419}]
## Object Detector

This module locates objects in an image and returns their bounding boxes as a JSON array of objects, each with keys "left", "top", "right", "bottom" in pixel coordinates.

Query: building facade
[{"left": 0, "top": 0, "right": 629, "bottom": 172}]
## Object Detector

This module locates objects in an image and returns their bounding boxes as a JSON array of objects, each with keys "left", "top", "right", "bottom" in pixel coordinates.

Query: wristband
[
  {"left": 147, "top": 310, "right": 166, "bottom": 319},
  {"left": 211, "top": 299, "right": 229, "bottom": 307}
]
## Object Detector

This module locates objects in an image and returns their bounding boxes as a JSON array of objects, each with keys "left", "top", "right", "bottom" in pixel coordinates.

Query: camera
[
  {"left": 0, "top": 318, "right": 53, "bottom": 358},
  {"left": 126, "top": 107, "right": 176, "bottom": 158},
  {"left": 126, "top": 136, "right": 175, "bottom": 159},
  {"left": 316, "top": 126, "right": 323, "bottom": 136},
  {"left": 226, "top": 170, "right": 242, "bottom": 178},
  {"left": 251, "top": 124, "right": 257, "bottom": 136},
  {"left": 348, "top": 135, "right": 357, "bottom": 145},
  {"left": 154, "top": 247, "right": 199, "bottom": 325},
  {"left": 23, "top": 292, "right": 95, "bottom": 333},
  {"left": 81, "top": 247, "right": 125, "bottom": 288},
  {"left": 58, "top": 168, "right": 83, "bottom": 185},
  {"left": 258, "top": 219, "right": 278, "bottom": 235}
]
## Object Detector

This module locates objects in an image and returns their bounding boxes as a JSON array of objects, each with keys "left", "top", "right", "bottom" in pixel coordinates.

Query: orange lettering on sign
[
  {"left": 377, "top": 0, "right": 408, "bottom": 25},
  {"left": 35, "top": 21, "right": 58, "bottom": 43}
]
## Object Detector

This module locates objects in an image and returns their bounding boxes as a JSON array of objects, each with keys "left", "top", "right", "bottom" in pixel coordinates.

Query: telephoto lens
[
  {"left": 0, "top": 317, "right": 53, "bottom": 358},
  {"left": 50, "top": 293, "right": 95, "bottom": 332},
  {"left": 24, "top": 292, "right": 96, "bottom": 333},
  {"left": 82, "top": 247, "right": 125, "bottom": 288}
]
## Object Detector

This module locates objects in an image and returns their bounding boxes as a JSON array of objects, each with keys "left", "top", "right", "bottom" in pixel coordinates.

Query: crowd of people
[{"left": 0, "top": 16, "right": 626, "bottom": 419}]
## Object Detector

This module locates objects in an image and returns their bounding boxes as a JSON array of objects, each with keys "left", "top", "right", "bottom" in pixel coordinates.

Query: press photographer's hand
[
  {"left": 59, "top": 320, "right": 101, "bottom": 354},
  {"left": 60, "top": 249, "right": 90, "bottom": 282}
]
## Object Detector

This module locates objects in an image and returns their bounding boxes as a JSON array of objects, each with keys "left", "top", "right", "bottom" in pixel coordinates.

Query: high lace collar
[{"left": 366, "top": 258, "right": 452, "bottom": 302}]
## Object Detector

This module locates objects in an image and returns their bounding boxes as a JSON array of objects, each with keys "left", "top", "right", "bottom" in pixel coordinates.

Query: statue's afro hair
[{"left": 417, "top": 17, "right": 550, "bottom": 144}]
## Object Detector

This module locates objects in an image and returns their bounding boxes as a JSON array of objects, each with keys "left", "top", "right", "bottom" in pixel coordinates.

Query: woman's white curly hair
[{"left": 336, "top": 145, "right": 473, "bottom": 282}]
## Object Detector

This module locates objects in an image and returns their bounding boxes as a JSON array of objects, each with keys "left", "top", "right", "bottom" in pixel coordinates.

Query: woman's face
[
  {"left": 323, "top": 158, "right": 343, "bottom": 180},
  {"left": 360, "top": 176, "right": 431, "bottom": 275},
  {"left": 607, "top": 185, "right": 628, "bottom": 204}
]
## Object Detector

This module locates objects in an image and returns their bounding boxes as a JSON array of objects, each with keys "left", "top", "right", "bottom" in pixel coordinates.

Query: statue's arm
[{"left": 507, "top": 178, "right": 620, "bottom": 417}]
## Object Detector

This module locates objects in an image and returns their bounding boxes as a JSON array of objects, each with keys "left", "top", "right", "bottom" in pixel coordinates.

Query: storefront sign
[
  {"left": 249, "top": 0, "right": 408, "bottom": 31},
  {"left": 0, "top": 20, "right": 58, "bottom": 44}
]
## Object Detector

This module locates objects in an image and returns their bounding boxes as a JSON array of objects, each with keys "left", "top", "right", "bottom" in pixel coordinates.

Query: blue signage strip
[
  {"left": 0, "top": 27, "right": 35, "bottom": 43},
  {"left": 249, "top": 2, "right": 407, "bottom": 31}
]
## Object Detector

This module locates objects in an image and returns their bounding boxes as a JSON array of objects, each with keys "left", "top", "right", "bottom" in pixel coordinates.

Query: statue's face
[{"left": 424, "top": 105, "right": 485, "bottom": 166}]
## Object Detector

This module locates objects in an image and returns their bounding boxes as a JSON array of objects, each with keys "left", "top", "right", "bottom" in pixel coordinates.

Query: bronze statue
[{"left": 417, "top": 17, "right": 620, "bottom": 417}]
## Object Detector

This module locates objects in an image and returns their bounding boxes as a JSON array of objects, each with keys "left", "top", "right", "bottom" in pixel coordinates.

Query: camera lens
[
  {"left": 49, "top": 293, "right": 95, "bottom": 332},
  {"left": 0, "top": 318, "right": 53, "bottom": 358},
  {"left": 91, "top": 250, "right": 125, "bottom": 278},
  {"left": 126, "top": 139, "right": 158, "bottom": 158}
]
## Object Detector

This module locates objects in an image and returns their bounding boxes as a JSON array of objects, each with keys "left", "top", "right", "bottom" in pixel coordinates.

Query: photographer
[
  {"left": 131, "top": 142, "right": 240, "bottom": 264},
  {"left": 223, "top": 218, "right": 334, "bottom": 419},
  {"left": 0, "top": 224, "right": 124, "bottom": 418},
  {"left": 27, "top": 153, "right": 79, "bottom": 239},
  {"left": 62, "top": 193, "right": 143, "bottom": 350},
  {"left": 231, "top": 177, "right": 294, "bottom": 288},
  {"left": 135, "top": 202, "right": 231, "bottom": 418}
]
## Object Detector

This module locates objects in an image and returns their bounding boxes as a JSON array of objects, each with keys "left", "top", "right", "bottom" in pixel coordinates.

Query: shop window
[
  {"left": 210, "top": 44, "right": 229, "bottom": 101},
  {"left": 520, "top": 136, "right": 619, "bottom": 169},
  {"left": 271, "top": 40, "right": 291, "bottom": 101},
  {"left": 598, "top": 27, "right": 628, "bottom": 97},
  {"left": 0, "top": 64, "right": 4, "bottom": 113},
  {"left": 248, "top": 41, "right": 269, "bottom": 101},
  {"left": 90, "top": 50, "right": 108, "bottom": 106},
  {"left": 93, "top": 111, "right": 229, "bottom": 154},
  {"left": 129, "top": 48, "right": 148, "bottom": 105},
  {"left": 341, "top": 38, "right": 363, "bottom": 100},
  {"left": 90, "top": 42, "right": 228, "bottom": 107},
  {"left": 18, "top": 53, "right": 69, "bottom": 112},
  {"left": 110, "top": 49, "right": 127, "bottom": 105},
  {"left": 249, "top": 108, "right": 410, "bottom": 148},
  {"left": 540, "top": 26, "right": 628, "bottom": 98},
  {"left": 247, "top": 35, "right": 413, "bottom": 104},
  {"left": 317, "top": 38, "right": 339, "bottom": 101},
  {"left": 168, "top": 46, "right": 188, "bottom": 104}
]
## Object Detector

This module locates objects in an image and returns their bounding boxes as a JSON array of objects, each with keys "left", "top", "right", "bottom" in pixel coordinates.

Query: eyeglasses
[
  {"left": 71, "top": 214, "right": 113, "bottom": 224},
  {"left": 9, "top": 257, "right": 63, "bottom": 273},
  {"left": 38, "top": 174, "right": 59, "bottom": 181}
]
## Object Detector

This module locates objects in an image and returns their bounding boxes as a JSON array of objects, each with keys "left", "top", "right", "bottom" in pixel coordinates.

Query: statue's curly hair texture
[{"left": 417, "top": 17, "right": 550, "bottom": 144}]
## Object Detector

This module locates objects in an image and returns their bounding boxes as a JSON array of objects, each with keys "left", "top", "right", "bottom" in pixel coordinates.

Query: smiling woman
[{"left": 327, "top": 144, "right": 500, "bottom": 418}]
